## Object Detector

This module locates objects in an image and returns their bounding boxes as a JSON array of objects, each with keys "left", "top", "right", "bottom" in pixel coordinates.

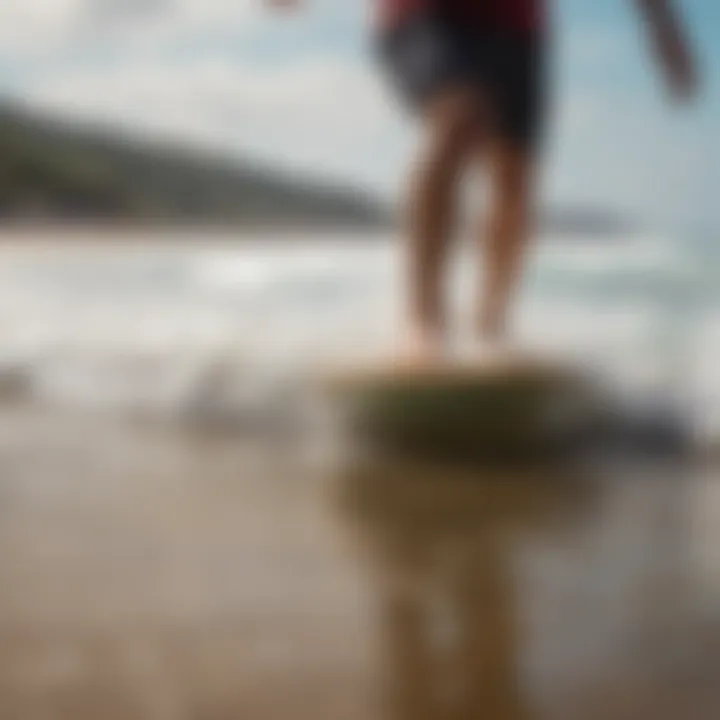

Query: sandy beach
[{"left": 0, "top": 404, "right": 718, "bottom": 719}]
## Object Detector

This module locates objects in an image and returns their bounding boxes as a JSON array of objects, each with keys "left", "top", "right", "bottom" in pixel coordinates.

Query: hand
[
  {"left": 659, "top": 33, "right": 699, "bottom": 102},
  {"left": 642, "top": 0, "right": 700, "bottom": 103}
]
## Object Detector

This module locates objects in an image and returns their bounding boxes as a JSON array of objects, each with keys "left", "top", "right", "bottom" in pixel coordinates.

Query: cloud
[
  {"left": 0, "top": 0, "right": 264, "bottom": 59},
  {"left": 0, "top": 0, "right": 86, "bottom": 53}
]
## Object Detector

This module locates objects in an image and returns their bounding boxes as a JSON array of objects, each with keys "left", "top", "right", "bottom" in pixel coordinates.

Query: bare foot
[
  {"left": 395, "top": 326, "right": 445, "bottom": 369},
  {"left": 477, "top": 307, "right": 507, "bottom": 346},
  {"left": 465, "top": 337, "right": 514, "bottom": 368},
  {"left": 465, "top": 336, "right": 554, "bottom": 377}
]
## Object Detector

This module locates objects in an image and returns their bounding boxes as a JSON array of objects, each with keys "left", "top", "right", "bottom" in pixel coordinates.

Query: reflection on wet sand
[
  {"left": 336, "top": 460, "right": 720, "bottom": 720},
  {"left": 336, "top": 463, "right": 595, "bottom": 720},
  {"left": 0, "top": 408, "right": 719, "bottom": 719}
]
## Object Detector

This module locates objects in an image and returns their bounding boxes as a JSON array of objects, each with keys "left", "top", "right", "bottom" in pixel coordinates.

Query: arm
[{"left": 635, "top": 0, "right": 699, "bottom": 101}]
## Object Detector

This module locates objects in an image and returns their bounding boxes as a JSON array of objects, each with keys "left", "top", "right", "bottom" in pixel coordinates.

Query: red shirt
[{"left": 377, "top": 0, "right": 543, "bottom": 32}]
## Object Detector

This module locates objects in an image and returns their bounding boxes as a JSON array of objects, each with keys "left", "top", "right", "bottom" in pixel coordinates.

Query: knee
[
  {"left": 492, "top": 149, "right": 533, "bottom": 204},
  {"left": 422, "top": 93, "right": 478, "bottom": 173}
]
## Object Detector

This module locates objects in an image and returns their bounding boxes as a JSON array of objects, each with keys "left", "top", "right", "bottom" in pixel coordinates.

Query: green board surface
[{"left": 323, "top": 358, "right": 589, "bottom": 463}]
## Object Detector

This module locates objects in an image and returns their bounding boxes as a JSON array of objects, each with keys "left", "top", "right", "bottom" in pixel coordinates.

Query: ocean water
[{"left": 0, "top": 228, "right": 717, "bottom": 443}]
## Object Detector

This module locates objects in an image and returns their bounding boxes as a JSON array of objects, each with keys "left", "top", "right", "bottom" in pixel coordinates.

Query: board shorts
[{"left": 376, "top": 12, "right": 546, "bottom": 151}]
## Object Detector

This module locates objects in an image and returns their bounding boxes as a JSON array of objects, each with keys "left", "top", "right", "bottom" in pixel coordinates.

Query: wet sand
[{"left": 0, "top": 406, "right": 719, "bottom": 719}]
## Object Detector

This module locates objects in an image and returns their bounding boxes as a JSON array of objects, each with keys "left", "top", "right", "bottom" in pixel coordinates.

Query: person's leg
[
  {"left": 473, "top": 35, "right": 544, "bottom": 347},
  {"left": 376, "top": 13, "right": 485, "bottom": 362},
  {"left": 477, "top": 142, "right": 536, "bottom": 341},
  {"left": 402, "top": 87, "right": 477, "bottom": 361}
]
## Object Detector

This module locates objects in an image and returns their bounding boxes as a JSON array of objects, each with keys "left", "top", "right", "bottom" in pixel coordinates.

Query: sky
[{"left": 0, "top": 0, "right": 717, "bottom": 231}]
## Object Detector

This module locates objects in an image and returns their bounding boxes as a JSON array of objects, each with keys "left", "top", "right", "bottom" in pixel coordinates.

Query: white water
[{"left": 0, "top": 229, "right": 717, "bottom": 442}]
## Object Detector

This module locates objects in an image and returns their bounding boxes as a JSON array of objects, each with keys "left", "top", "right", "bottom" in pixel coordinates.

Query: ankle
[
  {"left": 477, "top": 313, "right": 507, "bottom": 342},
  {"left": 408, "top": 321, "right": 445, "bottom": 347}
]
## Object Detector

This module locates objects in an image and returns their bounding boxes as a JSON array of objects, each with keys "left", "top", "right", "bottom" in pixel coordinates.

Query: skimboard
[{"left": 322, "top": 354, "right": 591, "bottom": 462}]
